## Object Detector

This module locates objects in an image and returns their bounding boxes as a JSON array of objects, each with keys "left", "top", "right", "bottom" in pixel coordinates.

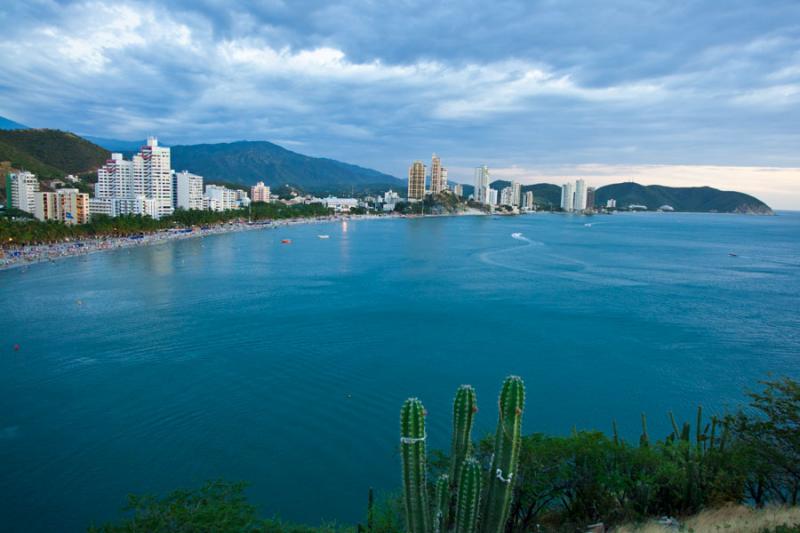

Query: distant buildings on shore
[
  {"left": 560, "top": 179, "right": 597, "bottom": 213},
  {"left": 407, "top": 153, "right": 451, "bottom": 201}
]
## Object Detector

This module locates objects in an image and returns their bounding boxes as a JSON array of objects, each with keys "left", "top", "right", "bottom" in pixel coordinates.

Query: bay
[{"left": 1, "top": 212, "right": 799, "bottom": 531}]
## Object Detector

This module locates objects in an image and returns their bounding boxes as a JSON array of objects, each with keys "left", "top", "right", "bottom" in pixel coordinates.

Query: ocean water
[{"left": 1, "top": 212, "right": 799, "bottom": 531}]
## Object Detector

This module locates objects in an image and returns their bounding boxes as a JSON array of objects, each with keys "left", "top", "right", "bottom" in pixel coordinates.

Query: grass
[{"left": 614, "top": 505, "right": 800, "bottom": 532}]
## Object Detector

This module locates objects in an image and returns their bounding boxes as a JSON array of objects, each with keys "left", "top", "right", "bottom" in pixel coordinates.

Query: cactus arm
[
  {"left": 481, "top": 376, "right": 525, "bottom": 533},
  {"left": 669, "top": 411, "right": 680, "bottom": 439},
  {"left": 455, "top": 458, "right": 481, "bottom": 533},
  {"left": 434, "top": 474, "right": 449, "bottom": 533},
  {"left": 401, "top": 398, "right": 430, "bottom": 533},
  {"left": 450, "top": 385, "right": 477, "bottom": 490}
]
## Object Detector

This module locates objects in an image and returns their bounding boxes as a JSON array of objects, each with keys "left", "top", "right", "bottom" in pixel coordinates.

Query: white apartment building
[
  {"left": 205, "top": 184, "right": 237, "bottom": 211},
  {"left": 488, "top": 188, "right": 498, "bottom": 206},
  {"left": 574, "top": 179, "right": 587, "bottom": 211},
  {"left": 323, "top": 197, "right": 358, "bottom": 212},
  {"left": 523, "top": 191, "right": 534, "bottom": 209},
  {"left": 500, "top": 187, "right": 513, "bottom": 206},
  {"left": 6, "top": 171, "right": 39, "bottom": 213},
  {"left": 474, "top": 165, "right": 490, "bottom": 204},
  {"left": 95, "top": 137, "right": 172, "bottom": 219},
  {"left": 453, "top": 183, "right": 463, "bottom": 198},
  {"left": 430, "top": 154, "right": 443, "bottom": 195},
  {"left": 512, "top": 181, "right": 521, "bottom": 207},
  {"left": 561, "top": 182, "right": 575, "bottom": 211},
  {"left": 89, "top": 196, "right": 158, "bottom": 219},
  {"left": 440, "top": 168, "right": 448, "bottom": 191},
  {"left": 251, "top": 181, "right": 271, "bottom": 203},
  {"left": 174, "top": 171, "right": 204, "bottom": 210}
]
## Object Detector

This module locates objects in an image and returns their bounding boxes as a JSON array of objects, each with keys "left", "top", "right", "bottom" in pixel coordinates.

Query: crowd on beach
[{"left": 0, "top": 214, "right": 395, "bottom": 271}]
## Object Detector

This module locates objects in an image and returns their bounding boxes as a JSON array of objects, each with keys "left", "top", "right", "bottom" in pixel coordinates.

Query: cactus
[
  {"left": 450, "top": 385, "right": 477, "bottom": 489},
  {"left": 612, "top": 419, "right": 619, "bottom": 446},
  {"left": 434, "top": 474, "right": 449, "bottom": 533},
  {"left": 455, "top": 458, "right": 482, "bottom": 533},
  {"left": 482, "top": 376, "right": 525, "bottom": 533},
  {"left": 400, "top": 398, "right": 430, "bottom": 533}
]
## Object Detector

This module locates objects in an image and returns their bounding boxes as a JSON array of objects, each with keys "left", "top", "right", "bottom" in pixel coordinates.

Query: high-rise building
[
  {"left": 474, "top": 165, "right": 490, "bottom": 204},
  {"left": 205, "top": 184, "right": 237, "bottom": 211},
  {"left": 606, "top": 199, "right": 617, "bottom": 208},
  {"left": 407, "top": 160, "right": 425, "bottom": 201},
  {"left": 6, "top": 171, "right": 39, "bottom": 213},
  {"left": 175, "top": 171, "right": 204, "bottom": 210},
  {"left": 34, "top": 188, "right": 89, "bottom": 224},
  {"left": 574, "top": 179, "right": 587, "bottom": 211},
  {"left": 500, "top": 186, "right": 513, "bottom": 206},
  {"left": 560, "top": 182, "right": 575, "bottom": 211},
  {"left": 489, "top": 188, "right": 498, "bottom": 206},
  {"left": 440, "top": 168, "right": 448, "bottom": 191},
  {"left": 586, "top": 187, "right": 596, "bottom": 210},
  {"left": 95, "top": 137, "right": 172, "bottom": 219},
  {"left": 524, "top": 191, "right": 534, "bottom": 209},
  {"left": 453, "top": 183, "right": 463, "bottom": 197},
  {"left": 511, "top": 181, "right": 521, "bottom": 207},
  {"left": 430, "top": 154, "right": 443, "bottom": 195},
  {"left": 251, "top": 181, "right": 271, "bottom": 203}
]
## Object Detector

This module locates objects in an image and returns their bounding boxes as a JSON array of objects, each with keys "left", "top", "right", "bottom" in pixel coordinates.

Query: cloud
[{"left": 0, "top": 0, "right": 799, "bottom": 205}]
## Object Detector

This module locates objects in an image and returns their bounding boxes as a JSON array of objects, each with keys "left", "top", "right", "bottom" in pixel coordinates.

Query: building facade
[
  {"left": 586, "top": 187, "right": 596, "bottom": 210},
  {"left": 174, "top": 171, "right": 204, "bottom": 210},
  {"left": 512, "top": 181, "right": 521, "bottom": 207},
  {"left": 430, "top": 154, "right": 443, "bottom": 195},
  {"left": 561, "top": 182, "right": 575, "bottom": 211},
  {"left": 34, "top": 188, "right": 89, "bottom": 224},
  {"left": 474, "top": 165, "right": 490, "bottom": 204},
  {"left": 524, "top": 191, "right": 534, "bottom": 209},
  {"left": 95, "top": 137, "right": 172, "bottom": 219},
  {"left": 574, "top": 179, "right": 587, "bottom": 211},
  {"left": 453, "top": 183, "right": 463, "bottom": 197},
  {"left": 6, "top": 171, "right": 39, "bottom": 213},
  {"left": 251, "top": 181, "right": 271, "bottom": 203},
  {"left": 407, "top": 160, "right": 425, "bottom": 201}
]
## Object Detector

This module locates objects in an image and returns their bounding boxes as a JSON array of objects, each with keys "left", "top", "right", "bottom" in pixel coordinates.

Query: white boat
[
  {"left": 584, "top": 223, "right": 593, "bottom": 227},
  {"left": 511, "top": 232, "right": 523, "bottom": 238},
  {"left": 318, "top": 235, "right": 330, "bottom": 239}
]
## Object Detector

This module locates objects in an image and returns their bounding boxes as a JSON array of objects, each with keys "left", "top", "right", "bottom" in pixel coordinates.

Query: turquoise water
[{"left": 1, "top": 212, "right": 799, "bottom": 531}]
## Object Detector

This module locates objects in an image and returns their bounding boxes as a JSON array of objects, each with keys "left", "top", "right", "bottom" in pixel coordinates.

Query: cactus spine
[
  {"left": 482, "top": 376, "right": 525, "bottom": 533},
  {"left": 455, "top": 458, "right": 482, "bottom": 533},
  {"left": 450, "top": 385, "right": 477, "bottom": 488},
  {"left": 400, "top": 398, "right": 430, "bottom": 533},
  {"left": 639, "top": 413, "right": 649, "bottom": 447},
  {"left": 434, "top": 474, "right": 450, "bottom": 533}
]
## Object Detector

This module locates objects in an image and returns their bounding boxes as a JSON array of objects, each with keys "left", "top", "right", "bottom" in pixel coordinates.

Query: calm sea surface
[{"left": 1, "top": 212, "right": 799, "bottom": 531}]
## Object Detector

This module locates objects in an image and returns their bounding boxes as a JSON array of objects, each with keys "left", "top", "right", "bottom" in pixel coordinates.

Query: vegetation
[
  {"left": 0, "top": 129, "right": 109, "bottom": 178},
  {"left": 594, "top": 182, "right": 773, "bottom": 214},
  {"left": 0, "top": 202, "right": 333, "bottom": 245},
  {"left": 170, "top": 141, "right": 402, "bottom": 196},
  {"left": 93, "top": 378, "right": 800, "bottom": 532}
]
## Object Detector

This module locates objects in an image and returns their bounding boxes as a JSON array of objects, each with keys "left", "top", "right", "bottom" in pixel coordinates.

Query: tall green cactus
[
  {"left": 455, "top": 458, "right": 482, "bottom": 533},
  {"left": 639, "top": 413, "right": 649, "bottom": 447},
  {"left": 482, "top": 376, "right": 525, "bottom": 533},
  {"left": 450, "top": 385, "right": 477, "bottom": 488},
  {"left": 434, "top": 474, "right": 449, "bottom": 533},
  {"left": 400, "top": 398, "right": 429, "bottom": 533}
]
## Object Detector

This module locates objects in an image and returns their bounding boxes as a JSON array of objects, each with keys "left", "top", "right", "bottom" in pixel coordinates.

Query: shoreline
[
  {"left": 0, "top": 211, "right": 486, "bottom": 272},
  {"left": 0, "top": 214, "right": 392, "bottom": 272}
]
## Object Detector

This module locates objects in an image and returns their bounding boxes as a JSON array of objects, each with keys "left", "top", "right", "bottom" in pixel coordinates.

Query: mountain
[
  {"left": 0, "top": 115, "right": 29, "bottom": 130},
  {"left": 170, "top": 141, "right": 403, "bottom": 196},
  {"left": 0, "top": 129, "right": 109, "bottom": 178},
  {"left": 83, "top": 136, "right": 148, "bottom": 152},
  {"left": 594, "top": 182, "right": 772, "bottom": 214}
]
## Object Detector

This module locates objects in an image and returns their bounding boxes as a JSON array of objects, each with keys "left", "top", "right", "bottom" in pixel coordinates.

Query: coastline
[
  {"left": 0, "top": 211, "right": 487, "bottom": 272},
  {"left": 0, "top": 213, "right": 390, "bottom": 272}
]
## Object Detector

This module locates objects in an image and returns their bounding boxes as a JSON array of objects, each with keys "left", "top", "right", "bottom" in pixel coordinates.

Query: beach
[{"left": 0, "top": 213, "right": 399, "bottom": 271}]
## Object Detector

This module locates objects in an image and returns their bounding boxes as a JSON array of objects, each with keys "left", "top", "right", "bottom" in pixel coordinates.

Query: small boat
[
  {"left": 511, "top": 232, "right": 523, "bottom": 239},
  {"left": 318, "top": 235, "right": 330, "bottom": 239},
  {"left": 729, "top": 252, "right": 737, "bottom": 257},
  {"left": 281, "top": 239, "right": 292, "bottom": 244},
  {"left": 584, "top": 223, "right": 593, "bottom": 227}
]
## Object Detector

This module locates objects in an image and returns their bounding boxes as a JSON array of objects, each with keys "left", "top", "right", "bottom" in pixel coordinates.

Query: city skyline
[{"left": 1, "top": 1, "right": 799, "bottom": 208}]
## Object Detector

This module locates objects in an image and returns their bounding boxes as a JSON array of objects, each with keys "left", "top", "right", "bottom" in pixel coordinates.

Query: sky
[{"left": 1, "top": 1, "right": 799, "bottom": 208}]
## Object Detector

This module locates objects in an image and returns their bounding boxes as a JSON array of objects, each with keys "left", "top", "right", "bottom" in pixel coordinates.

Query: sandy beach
[{"left": 0, "top": 213, "right": 400, "bottom": 271}]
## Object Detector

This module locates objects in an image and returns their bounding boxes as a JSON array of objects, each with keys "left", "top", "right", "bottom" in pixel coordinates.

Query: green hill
[
  {"left": 171, "top": 141, "right": 403, "bottom": 196},
  {"left": 595, "top": 182, "right": 772, "bottom": 214},
  {"left": 0, "top": 129, "right": 109, "bottom": 178}
]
